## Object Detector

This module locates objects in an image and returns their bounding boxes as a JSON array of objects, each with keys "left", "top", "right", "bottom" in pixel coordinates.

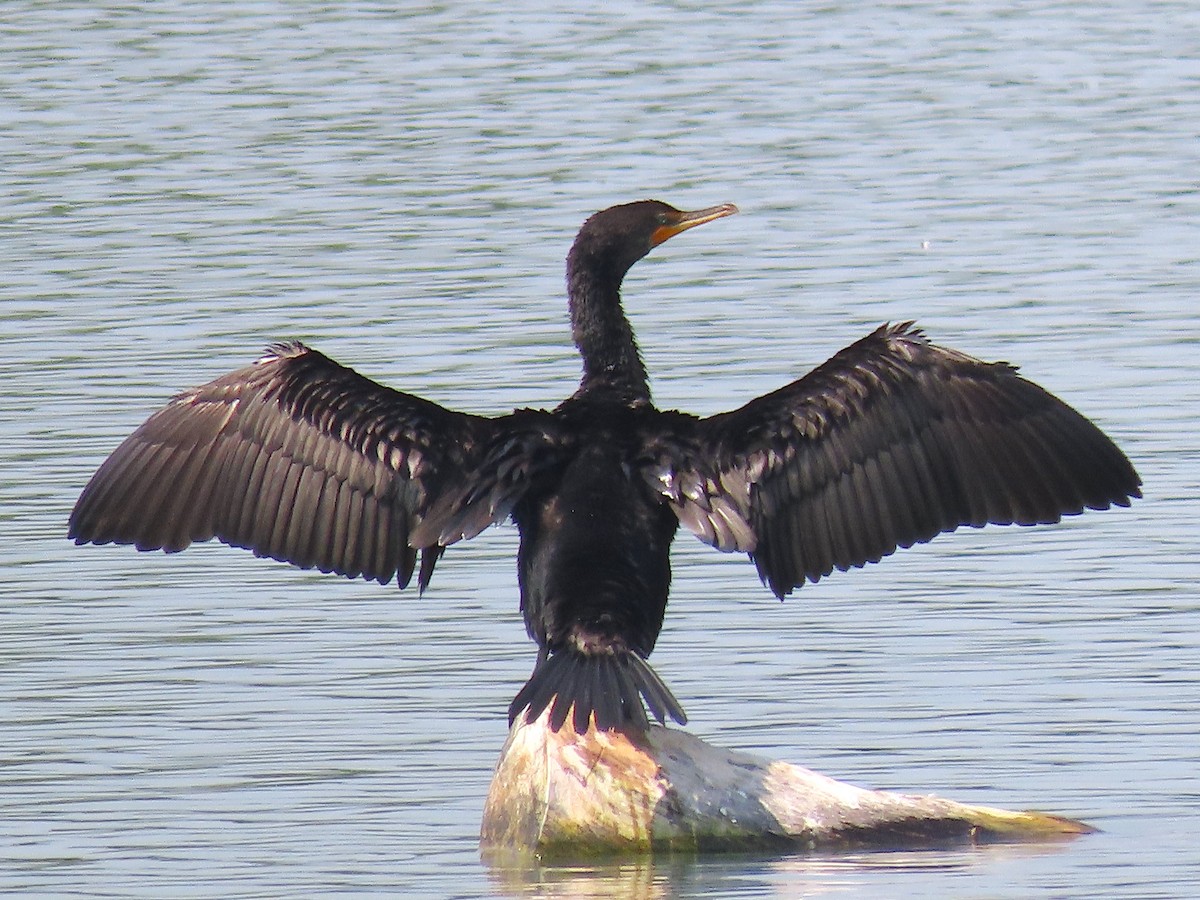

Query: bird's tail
[{"left": 508, "top": 649, "right": 687, "bottom": 734}]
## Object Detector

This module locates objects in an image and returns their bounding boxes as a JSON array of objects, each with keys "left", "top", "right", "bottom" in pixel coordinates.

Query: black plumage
[{"left": 69, "top": 200, "right": 1141, "bottom": 734}]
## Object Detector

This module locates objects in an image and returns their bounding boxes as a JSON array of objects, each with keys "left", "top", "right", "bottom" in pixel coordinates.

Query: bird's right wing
[
  {"left": 650, "top": 323, "right": 1141, "bottom": 598},
  {"left": 69, "top": 342, "right": 510, "bottom": 591}
]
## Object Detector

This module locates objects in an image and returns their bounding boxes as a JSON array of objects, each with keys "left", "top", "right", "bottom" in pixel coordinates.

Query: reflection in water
[
  {"left": 484, "top": 852, "right": 663, "bottom": 900},
  {"left": 483, "top": 843, "right": 1077, "bottom": 898}
]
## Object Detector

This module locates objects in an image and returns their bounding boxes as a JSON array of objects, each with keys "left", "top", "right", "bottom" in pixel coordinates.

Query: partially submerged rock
[{"left": 480, "top": 711, "right": 1094, "bottom": 857}]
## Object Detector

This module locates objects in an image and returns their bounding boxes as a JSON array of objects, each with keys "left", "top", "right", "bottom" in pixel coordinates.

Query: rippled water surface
[{"left": 3, "top": 2, "right": 1197, "bottom": 897}]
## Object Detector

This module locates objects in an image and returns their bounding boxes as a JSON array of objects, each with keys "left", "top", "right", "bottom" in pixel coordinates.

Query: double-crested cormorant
[{"left": 69, "top": 200, "right": 1141, "bottom": 734}]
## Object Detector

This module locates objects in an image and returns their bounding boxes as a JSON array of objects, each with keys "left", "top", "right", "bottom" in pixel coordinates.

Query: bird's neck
[{"left": 567, "top": 264, "right": 651, "bottom": 405}]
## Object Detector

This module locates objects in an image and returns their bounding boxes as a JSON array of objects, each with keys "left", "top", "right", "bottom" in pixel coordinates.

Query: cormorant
[{"left": 69, "top": 200, "right": 1141, "bottom": 734}]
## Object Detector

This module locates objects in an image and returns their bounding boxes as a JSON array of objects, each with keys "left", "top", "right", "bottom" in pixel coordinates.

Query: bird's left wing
[
  {"left": 647, "top": 323, "right": 1141, "bottom": 598},
  {"left": 69, "top": 342, "right": 514, "bottom": 591}
]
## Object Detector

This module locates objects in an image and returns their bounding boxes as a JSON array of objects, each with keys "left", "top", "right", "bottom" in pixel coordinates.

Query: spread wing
[
  {"left": 652, "top": 323, "right": 1141, "bottom": 597},
  {"left": 69, "top": 342, "right": 510, "bottom": 591}
]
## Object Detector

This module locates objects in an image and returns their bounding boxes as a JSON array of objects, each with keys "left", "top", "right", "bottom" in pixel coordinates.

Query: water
[{"left": 3, "top": 1, "right": 1197, "bottom": 896}]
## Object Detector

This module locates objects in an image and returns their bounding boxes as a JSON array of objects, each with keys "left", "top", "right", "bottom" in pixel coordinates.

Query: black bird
[{"left": 69, "top": 200, "right": 1141, "bottom": 735}]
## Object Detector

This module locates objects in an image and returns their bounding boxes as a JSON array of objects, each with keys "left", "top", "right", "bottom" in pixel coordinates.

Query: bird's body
[
  {"left": 508, "top": 400, "right": 690, "bottom": 731},
  {"left": 69, "top": 200, "right": 1141, "bottom": 734}
]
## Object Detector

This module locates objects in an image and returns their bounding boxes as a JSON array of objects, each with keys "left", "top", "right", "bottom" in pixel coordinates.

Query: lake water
[{"left": 3, "top": 1, "right": 1197, "bottom": 896}]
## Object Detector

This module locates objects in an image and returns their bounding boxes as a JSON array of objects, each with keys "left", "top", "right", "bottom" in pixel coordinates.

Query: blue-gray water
[{"left": 3, "top": 2, "right": 1197, "bottom": 897}]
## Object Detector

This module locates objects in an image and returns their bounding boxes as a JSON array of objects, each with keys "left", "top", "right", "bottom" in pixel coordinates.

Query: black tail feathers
[{"left": 508, "top": 649, "right": 687, "bottom": 733}]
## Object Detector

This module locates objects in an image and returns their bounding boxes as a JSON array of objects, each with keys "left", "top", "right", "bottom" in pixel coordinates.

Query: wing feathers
[
  {"left": 662, "top": 323, "right": 1140, "bottom": 596},
  {"left": 69, "top": 343, "right": 508, "bottom": 591}
]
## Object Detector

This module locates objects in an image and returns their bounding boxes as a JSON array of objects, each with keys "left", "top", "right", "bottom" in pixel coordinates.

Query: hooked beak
[{"left": 650, "top": 203, "right": 739, "bottom": 248}]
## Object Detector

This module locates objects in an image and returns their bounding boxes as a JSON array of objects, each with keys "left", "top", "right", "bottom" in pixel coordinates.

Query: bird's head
[{"left": 568, "top": 200, "right": 738, "bottom": 284}]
